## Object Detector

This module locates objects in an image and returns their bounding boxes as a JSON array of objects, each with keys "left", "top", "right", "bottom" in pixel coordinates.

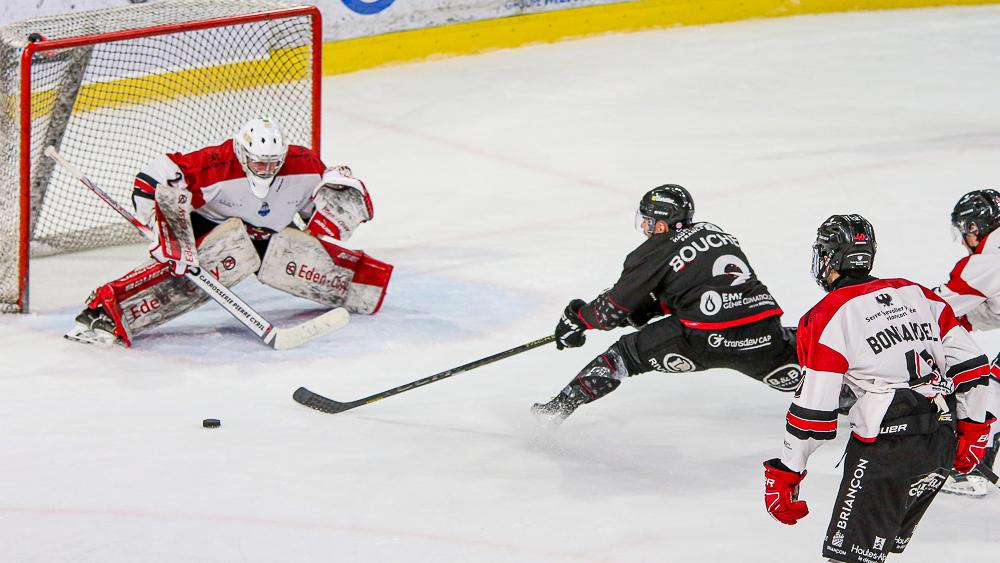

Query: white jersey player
[
  {"left": 68, "top": 117, "right": 393, "bottom": 347},
  {"left": 762, "top": 215, "right": 993, "bottom": 563},
  {"left": 934, "top": 189, "right": 1000, "bottom": 495}
]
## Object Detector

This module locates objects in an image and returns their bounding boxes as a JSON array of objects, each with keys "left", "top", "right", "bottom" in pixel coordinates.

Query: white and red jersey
[
  {"left": 131, "top": 140, "right": 325, "bottom": 237},
  {"left": 935, "top": 230, "right": 1000, "bottom": 331},
  {"left": 781, "top": 277, "right": 991, "bottom": 473}
]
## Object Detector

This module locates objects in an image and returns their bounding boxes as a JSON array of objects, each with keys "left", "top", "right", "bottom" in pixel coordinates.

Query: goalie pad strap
[{"left": 86, "top": 218, "right": 260, "bottom": 345}]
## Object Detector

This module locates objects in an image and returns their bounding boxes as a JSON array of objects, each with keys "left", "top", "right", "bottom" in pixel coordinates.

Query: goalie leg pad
[
  {"left": 257, "top": 229, "right": 393, "bottom": 314},
  {"left": 84, "top": 218, "right": 259, "bottom": 344},
  {"left": 257, "top": 228, "right": 353, "bottom": 308}
]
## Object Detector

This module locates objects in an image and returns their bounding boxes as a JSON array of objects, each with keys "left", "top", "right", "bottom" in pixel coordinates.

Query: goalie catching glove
[{"left": 307, "top": 166, "right": 374, "bottom": 242}]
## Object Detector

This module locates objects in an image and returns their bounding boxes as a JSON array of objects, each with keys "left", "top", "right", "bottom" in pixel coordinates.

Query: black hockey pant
[
  {"left": 553, "top": 316, "right": 801, "bottom": 410},
  {"left": 822, "top": 414, "right": 955, "bottom": 562}
]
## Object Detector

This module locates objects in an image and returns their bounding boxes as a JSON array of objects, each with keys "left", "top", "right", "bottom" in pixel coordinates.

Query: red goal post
[{"left": 0, "top": 0, "right": 322, "bottom": 313}]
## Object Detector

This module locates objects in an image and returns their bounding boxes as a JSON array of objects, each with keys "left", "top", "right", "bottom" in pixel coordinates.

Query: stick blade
[
  {"left": 293, "top": 386, "right": 353, "bottom": 414},
  {"left": 269, "top": 307, "right": 349, "bottom": 350}
]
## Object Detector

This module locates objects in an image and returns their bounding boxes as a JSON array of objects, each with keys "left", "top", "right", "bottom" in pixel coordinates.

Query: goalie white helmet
[{"left": 233, "top": 117, "right": 288, "bottom": 198}]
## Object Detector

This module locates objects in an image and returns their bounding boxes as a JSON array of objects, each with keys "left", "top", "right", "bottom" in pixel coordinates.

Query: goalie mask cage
[{"left": 0, "top": 0, "right": 321, "bottom": 313}]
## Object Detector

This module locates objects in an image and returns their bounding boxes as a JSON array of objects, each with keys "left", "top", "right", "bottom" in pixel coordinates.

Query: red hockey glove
[
  {"left": 954, "top": 415, "right": 996, "bottom": 474},
  {"left": 555, "top": 299, "right": 588, "bottom": 350},
  {"left": 763, "top": 459, "right": 809, "bottom": 525}
]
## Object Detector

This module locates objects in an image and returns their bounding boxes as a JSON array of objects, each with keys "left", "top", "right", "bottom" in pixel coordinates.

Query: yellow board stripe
[
  {"left": 322, "top": 0, "right": 1000, "bottom": 75},
  {"left": 21, "top": 0, "right": 1000, "bottom": 116},
  {"left": 25, "top": 45, "right": 312, "bottom": 118}
]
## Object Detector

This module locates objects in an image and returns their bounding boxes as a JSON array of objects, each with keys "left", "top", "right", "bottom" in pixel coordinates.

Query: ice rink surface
[{"left": 3, "top": 6, "right": 1000, "bottom": 562}]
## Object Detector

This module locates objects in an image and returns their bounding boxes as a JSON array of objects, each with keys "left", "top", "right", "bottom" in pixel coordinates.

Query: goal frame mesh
[{"left": 2, "top": 2, "right": 322, "bottom": 313}]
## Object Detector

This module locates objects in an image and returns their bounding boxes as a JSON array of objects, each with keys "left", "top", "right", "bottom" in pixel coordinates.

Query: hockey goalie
[{"left": 67, "top": 117, "right": 393, "bottom": 347}]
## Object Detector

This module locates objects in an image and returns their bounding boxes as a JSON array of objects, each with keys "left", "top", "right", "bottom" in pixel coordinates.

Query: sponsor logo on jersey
[
  {"left": 700, "top": 291, "right": 722, "bottom": 316},
  {"left": 707, "top": 333, "right": 773, "bottom": 350},
  {"left": 831, "top": 530, "right": 846, "bottom": 548},
  {"left": 866, "top": 322, "right": 938, "bottom": 354},
  {"left": 762, "top": 364, "right": 801, "bottom": 392},
  {"left": 875, "top": 293, "right": 893, "bottom": 307},
  {"left": 221, "top": 256, "right": 236, "bottom": 271},
  {"left": 285, "top": 262, "right": 297, "bottom": 276},
  {"left": 699, "top": 290, "right": 774, "bottom": 316},
  {"left": 908, "top": 471, "right": 946, "bottom": 498},
  {"left": 849, "top": 544, "right": 886, "bottom": 562},
  {"left": 649, "top": 353, "right": 696, "bottom": 373},
  {"left": 864, "top": 304, "right": 916, "bottom": 323},
  {"left": 258, "top": 201, "right": 271, "bottom": 216},
  {"left": 836, "top": 458, "right": 868, "bottom": 531},
  {"left": 879, "top": 423, "right": 908, "bottom": 435}
]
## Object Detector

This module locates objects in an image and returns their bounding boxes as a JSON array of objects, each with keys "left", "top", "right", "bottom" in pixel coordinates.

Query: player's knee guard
[
  {"left": 85, "top": 218, "right": 259, "bottom": 345},
  {"left": 257, "top": 228, "right": 393, "bottom": 314}
]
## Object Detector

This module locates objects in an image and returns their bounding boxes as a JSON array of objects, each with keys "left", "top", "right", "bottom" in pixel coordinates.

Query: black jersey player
[
  {"left": 762, "top": 215, "right": 993, "bottom": 563},
  {"left": 532, "top": 184, "right": 802, "bottom": 423}
]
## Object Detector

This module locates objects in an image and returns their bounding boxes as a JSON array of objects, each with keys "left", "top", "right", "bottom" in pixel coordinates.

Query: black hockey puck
[{"left": 202, "top": 418, "right": 221, "bottom": 428}]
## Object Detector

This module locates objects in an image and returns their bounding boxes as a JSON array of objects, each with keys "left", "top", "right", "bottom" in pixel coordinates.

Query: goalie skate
[{"left": 64, "top": 307, "right": 121, "bottom": 347}]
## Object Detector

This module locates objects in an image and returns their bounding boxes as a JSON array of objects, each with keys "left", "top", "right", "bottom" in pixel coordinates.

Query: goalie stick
[
  {"left": 294, "top": 334, "right": 556, "bottom": 414},
  {"left": 45, "top": 146, "right": 348, "bottom": 350}
]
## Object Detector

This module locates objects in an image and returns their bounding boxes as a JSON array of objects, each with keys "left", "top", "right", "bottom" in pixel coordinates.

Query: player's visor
[
  {"left": 810, "top": 244, "right": 825, "bottom": 286},
  {"left": 634, "top": 211, "right": 655, "bottom": 235}
]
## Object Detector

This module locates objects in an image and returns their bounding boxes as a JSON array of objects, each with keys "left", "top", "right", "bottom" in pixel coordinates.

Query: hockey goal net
[{"left": 0, "top": 0, "right": 321, "bottom": 313}]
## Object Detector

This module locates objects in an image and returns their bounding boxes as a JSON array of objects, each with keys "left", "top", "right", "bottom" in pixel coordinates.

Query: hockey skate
[
  {"left": 531, "top": 394, "right": 583, "bottom": 427},
  {"left": 941, "top": 434, "right": 999, "bottom": 497},
  {"left": 940, "top": 473, "right": 991, "bottom": 497},
  {"left": 65, "top": 306, "right": 122, "bottom": 347}
]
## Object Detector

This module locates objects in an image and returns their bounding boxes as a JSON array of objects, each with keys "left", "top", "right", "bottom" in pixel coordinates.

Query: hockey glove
[
  {"left": 954, "top": 415, "right": 996, "bottom": 474},
  {"left": 763, "top": 459, "right": 809, "bottom": 525},
  {"left": 555, "top": 299, "right": 589, "bottom": 350},
  {"left": 149, "top": 208, "right": 198, "bottom": 277},
  {"left": 148, "top": 177, "right": 198, "bottom": 277}
]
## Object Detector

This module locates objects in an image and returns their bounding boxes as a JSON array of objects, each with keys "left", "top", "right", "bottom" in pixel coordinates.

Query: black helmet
[
  {"left": 811, "top": 214, "right": 876, "bottom": 290},
  {"left": 636, "top": 184, "right": 694, "bottom": 235},
  {"left": 951, "top": 189, "right": 1000, "bottom": 241}
]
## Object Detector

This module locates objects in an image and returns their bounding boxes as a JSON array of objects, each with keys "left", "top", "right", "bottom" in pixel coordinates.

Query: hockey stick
[
  {"left": 45, "top": 146, "right": 349, "bottom": 350},
  {"left": 293, "top": 334, "right": 557, "bottom": 414},
  {"left": 974, "top": 463, "right": 1000, "bottom": 490}
]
